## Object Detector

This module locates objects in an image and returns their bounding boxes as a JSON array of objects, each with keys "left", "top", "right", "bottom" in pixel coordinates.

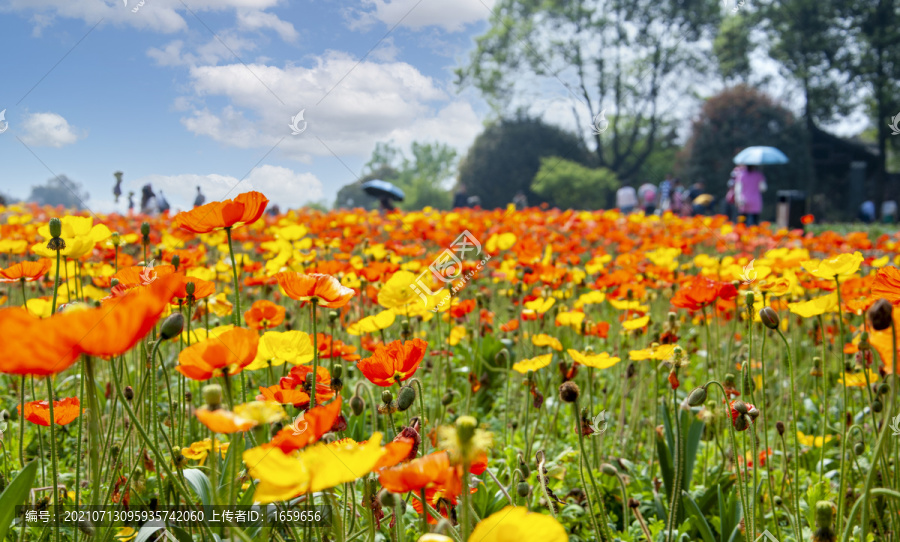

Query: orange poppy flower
[
  {"left": 873, "top": 267, "right": 900, "bottom": 305},
  {"left": 378, "top": 451, "right": 454, "bottom": 493},
  {"left": 281, "top": 365, "right": 336, "bottom": 404},
  {"left": 671, "top": 275, "right": 737, "bottom": 312},
  {"left": 173, "top": 191, "right": 269, "bottom": 234},
  {"left": 18, "top": 397, "right": 81, "bottom": 426},
  {"left": 357, "top": 338, "right": 428, "bottom": 387},
  {"left": 449, "top": 299, "right": 476, "bottom": 319},
  {"left": 257, "top": 385, "right": 311, "bottom": 406},
  {"left": 269, "top": 397, "right": 343, "bottom": 453},
  {"left": 316, "top": 333, "right": 361, "bottom": 361},
  {"left": 500, "top": 319, "right": 519, "bottom": 332},
  {"left": 176, "top": 327, "right": 259, "bottom": 381},
  {"left": 373, "top": 437, "right": 417, "bottom": 471},
  {"left": 244, "top": 300, "right": 286, "bottom": 330},
  {"left": 0, "top": 259, "right": 52, "bottom": 282},
  {"left": 195, "top": 407, "right": 257, "bottom": 434},
  {"left": 0, "top": 275, "right": 179, "bottom": 376},
  {"left": 274, "top": 272, "right": 355, "bottom": 308}
]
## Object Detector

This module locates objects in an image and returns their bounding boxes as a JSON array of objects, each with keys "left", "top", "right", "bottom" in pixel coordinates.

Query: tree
[
  {"left": 680, "top": 85, "right": 812, "bottom": 218},
  {"left": 28, "top": 175, "right": 90, "bottom": 209},
  {"left": 456, "top": 0, "right": 721, "bottom": 181},
  {"left": 713, "top": 15, "right": 753, "bottom": 85},
  {"left": 457, "top": 117, "right": 592, "bottom": 209},
  {"left": 531, "top": 158, "right": 619, "bottom": 210}
]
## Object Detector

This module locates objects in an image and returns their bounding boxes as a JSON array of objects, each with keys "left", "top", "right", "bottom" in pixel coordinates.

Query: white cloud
[
  {"left": 237, "top": 9, "right": 298, "bottom": 42},
  {"left": 177, "top": 51, "right": 485, "bottom": 163},
  {"left": 20, "top": 112, "right": 84, "bottom": 147},
  {"left": 349, "top": 0, "right": 495, "bottom": 32},
  {"left": 130, "top": 164, "right": 324, "bottom": 211}
]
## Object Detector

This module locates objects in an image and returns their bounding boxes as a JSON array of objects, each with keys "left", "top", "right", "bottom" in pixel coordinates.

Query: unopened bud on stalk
[
  {"left": 558, "top": 381, "right": 580, "bottom": 403},
  {"left": 203, "top": 384, "right": 223, "bottom": 409},
  {"left": 159, "top": 312, "right": 185, "bottom": 340},
  {"left": 350, "top": 395, "right": 365, "bottom": 416},
  {"left": 441, "top": 390, "right": 453, "bottom": 406},
  {"left": 379, "top": 490, "right": 397, "bottom": 507},
  {"left": 872, "top": 399, "right": 883, "bottom": 413},
  {"left": 397, "top": 385, "right": 416, "bottom": 411},
  {"left": 381, "top": 390, "right": 393, "bottom": 404},
  {"left": 77, "top": 519, "right": 95, "bottom": 537},
  {"left": 759, "top": 307, "right": 780, "bottom": 330},
  {"left": 667, "top": 312, "right": 677, "bottom": 324},
  {"left": 854, "top": 442, "right": 865, "bottom": 455},
  {"left": 516, "top": 482, "right": 530, "bottom": 498},
  {"left": 745, "top": 291, "right": 755, "bottom": 306},
  {"left": 49, "top": 218, "right": 62, "bottom": 238},
  {"left": 774, "top": 496, "right": 783, "bottom": 506},
  {"left": 110, "top": 278, "right": 120, "bottom": 288},
  {"left": 186, "top": 282, "right": 195, "bottom": 296},
  {"left": 879, "top": 382, "right": 890, "bottom": 395},
  {"left": 686, "top": 386, "right": 708, "bottom": 406},
  {"left": 171, "top": 254, "right": 180, "bottom": 271},
  {"left": 600, "top": 463, "right": 618, "bottom": 476},
  {"left": 124, "top": 386, "right": 134, "bottom": 401},
  {"left": 869, "top": 298, "right": 893, "bottom": 331},
  {"left": 776, "top": 421, "right": 785, "bottom": 436},
  {"left": 141, "top": 221, "right": 150, "bottom": 239},
  {"left": 328, "top": 310, "right": 339, "bottom": 323}
]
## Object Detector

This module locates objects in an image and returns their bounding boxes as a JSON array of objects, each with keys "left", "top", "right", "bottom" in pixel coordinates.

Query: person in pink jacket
[{"left": 735, "top": 165, "right": 767, "bottom": 225}]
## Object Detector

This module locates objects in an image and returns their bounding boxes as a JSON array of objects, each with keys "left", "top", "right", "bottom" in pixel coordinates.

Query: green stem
[
  {"left": 51, "top": 249, "right": 61, "bottom": 314},
  {"left": 310, "top": 299, "right": 320, "bottom": 408},
  {"left": 843, "top": 488, "right": 900, "bottom": 542},
  {"left": 834, "top": 277, "right": 850, "bottom": 534},
  {"left": 45, "top": 376, "right": 61, "bottom": 542},
  {"left": 18, "top": 375, "right": 25, "bottom": 469},
  {"left": 226, "top": 227, "right": 243, "bottom": 327},
  {"left": 775, "top": 329, "right": 804, "bottom": 540},
  {"left": 574, "top": 399, "right": 612, "bottom": 541}
]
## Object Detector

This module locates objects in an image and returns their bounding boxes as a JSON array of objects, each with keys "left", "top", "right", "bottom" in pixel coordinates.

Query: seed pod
[
  {"left": 397, "top": 385, "right": 416, "bottom": 411},
  {"left": 159, "top": 312, "right": 185, "bottom": 340},
  {"left": 203, "top": 384, "right": 223, "bottom": 409},
  {"left": 872, "top": 399, "right": 883, "bottom": 413},
  {"left": 171, "top": 254, "right": 180, "bottom": 271},
  {"left": 124, "top": 385, "right": 135, "bottom": 401},
  {"left": 378, "top": 490, "right": 396, "bottom": 507},
  {"left": 879, "top": 383, "right": 890, "bottom": 396},
  {"left": 350, "top": 395, "right": 365, "bottom": 416},
  {"left": 381, "top": 390, "right": 393, "bottom": 404},
  {"left": 141, "top": 221, "right": 150, "bottom": 238},
  {"left": 776, "top": 421, "right": 785, "bottom": 436},
  {"left": 869, "top": 298, "right": 893, "bottom": 331},
  {"left": 759, "top": 307, "right": 780, "bottom": 330},
  {"left": 854, "top": 442, "right": 865, "bottom": 455},
  {"left": 516, "top": 482, "right": 530, "bottom": 498},
  {"left": 186, "top": 282, "right": 196, "bottom": 296},
  {"left": 745, "top": 291, "right": 755, "bottom": 306},
  {"left": 328, "top": 310, "right": 339, "bottom": 323},
  {"left": 558, "top": 382, "right": 580, "bottom": 403},
  {"left": 49, "top": 218, "right": 62, "bottom": 238}
]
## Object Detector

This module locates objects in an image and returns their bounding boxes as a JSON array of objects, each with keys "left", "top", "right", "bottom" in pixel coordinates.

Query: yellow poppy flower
[
  {"left": 574, "top": 290, "right": 606, "bottom": 308},
  {"left": 247, "top": 330, "right": 314, "bottom": 369},
  {"left": 567, "top": 349, "right": 621, "bottom": 369},
  {"left": 206, "top": 293, "right": 234, "bottom": 317},
  {"left": 0, "top": 240, "right": 28, "bottom": 254},
  {"left": 485, "top": 232, "right": 517, "bottom": 252},
  {"left": 512, "top": 354, "right": 553, "bottom": 374},
  {"left": 182, "top": 324, "right": 235, "bottom": 345},
  {"left": 470, "top": 507, "right": 567, "bottom": 542},
  {"left": 609, "top": 299, "right": 649, "bottom": 312},
  {"left": 448, "top": 325, "right": 467, "bottom": 346},
  {"left": 532, "top": 333, "right": 563, "bottom": 351},
  {"left": 802, "top": 252, "right": 864, "bottom": 280},
  {"left": 629, "top": 344, "right": 678, "bottom": 361},
  {"left": 233, "top": 401, "right": 287, "bottom": 425},
  {"left": 622, "top": 315, "right": 650, "bottom": 330},
  {"left": 276, "top": 224, "right": 308, "bottom": 241},
  {"left": 182, "top": 438, "right": 229, "bottom": 465},
  {"left": 347, "top": 309, "right": 396, "bottom": 335},
  {"left": 788, "top": 292, "right": 838, "bottom": 318},
  {"left": 524, "top": 297, "right": 555, "bottom": 314},
  {"left": 555, "top": 311, "right": 585, "bottom": 330},
  {"left": 796, "top": 431, "right": 835, "bottom": 448},
  {"left": 842, "top": 369, "right": 878, "bottom": 387}
]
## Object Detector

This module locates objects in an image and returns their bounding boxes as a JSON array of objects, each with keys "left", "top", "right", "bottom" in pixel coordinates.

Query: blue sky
[{"left": 0, "top": 0, "right": 497, "bottom": 213}]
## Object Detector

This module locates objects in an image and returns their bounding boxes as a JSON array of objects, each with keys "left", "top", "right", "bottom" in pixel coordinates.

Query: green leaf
[
  {"left": 682, "top": 490, "right": 716, "bottom": 542},
  {"left": 0, "top": 461, "right": 39, "bottom": 541},
  {"left": 218, "top": 433, "right": 245, "bottom": 497},
  {"left": 182, "top": 468, "right": 212, "bottom": 506}
]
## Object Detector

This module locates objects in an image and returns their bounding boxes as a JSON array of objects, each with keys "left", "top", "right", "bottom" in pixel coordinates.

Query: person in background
[
  {"left": 194, "top": 186, "right": 206, "bottom": 207},
  {"left": 688, "top": 181, "right": 705, "bottom": 215},
  {"left": 859, "top": 200, "right": 876, "bottom": 223},
  {"left": 157, "top": 191, "right": 171, "bottom": 214},
  {"left": 513, "top": 190, "right": 528, "bottom": 210},
  {"left": 723, "top": 179, "right": 737, "bottom": 221},
  {"left": 616, "top": 181, "right": 638, "bottom": 214},
  {"left": 735, "top": 165, "right": 766, "bottom": 225},
  {"left": 113, "top": 171, "right": 123, "bottom": 203},
  {"left": 882, "top": 201, "right": 898, "bottom": 223},
  {"left": 379, "top": 197, "right": 396, "bottom": 213},
  {"left": 452, "top": 185, "right": 469, "bottom": 208},
  {"left": 140, "top": 184, "right": 156, "bottom": 215},
  {"left": 658, "top": 174, "right": 673, "bottom": 212},
  {"left": 127, "top": 191, "right": 135, "bottom": 215},
  {"left": 671, "top": 179, "right": 685, "bottom": 215},
  {"left": 638, "top": 182, "right": 657, "bottom": 214}
]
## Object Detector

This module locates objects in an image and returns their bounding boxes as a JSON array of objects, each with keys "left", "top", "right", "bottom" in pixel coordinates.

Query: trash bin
[{"left": 776, "top": 190, "right": 806, "bottom": 229}]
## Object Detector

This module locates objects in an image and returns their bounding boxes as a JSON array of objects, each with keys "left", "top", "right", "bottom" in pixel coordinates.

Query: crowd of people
[
  {"left": 616, "top": 165, "right": 767, "bottom": 224},
  {"left": 113, "top": 173, "right": 207, "bottom": 216}
]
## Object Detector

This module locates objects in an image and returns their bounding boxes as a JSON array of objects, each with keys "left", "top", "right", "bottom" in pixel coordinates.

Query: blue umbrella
[
  {"left": 733, "top": 146, "right": 789, "bottom": 165},
  {"left": 361, "top": 180, "right": 405, "bottom": 201}
]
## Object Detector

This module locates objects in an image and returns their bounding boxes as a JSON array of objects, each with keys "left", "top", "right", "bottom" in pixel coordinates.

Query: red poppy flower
[
  {"left": 316, "top": 333, "right": 360, "bottom": 361},
  {"left": 244, "top": 300, "right": 286, "bottom": 330},
  {"left": 449, "top": 299, "right": 476, "bottom": 319},
  {"left": 269, "top": 397, "right": 343, "bottom": 453},
  {"left": 671, "top": 275, "right": 737, "bottom": 312},
  {"left": 173, "top": 191, "right": 269, "bottom": 234},
  {"left": 357, "top": 339, "right": 428, "bottom": 387},
  {"left": 274, "top": 272, "right": 355, "bottom": 308},
  {"left": 176, "top": 327, "right": 259, "bottom": 381},
  {"left": 18, "top": 397, "right": 81, "bottom": 426},
  {"left": 0, "top": 275, "right": 179, "bottom": 376},
  {"left": 0, "top": 259, "right": 52, "bottom": 282}
]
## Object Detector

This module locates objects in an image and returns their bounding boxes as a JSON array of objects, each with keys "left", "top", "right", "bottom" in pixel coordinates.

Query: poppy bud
[
  {"left": 686, "top": 386, "right": 708, "bottom": 406},
  {"left": 327, "top": 310, "right": 339, "bottom": 323},
  {"left": 733, "top": 400, "right": 748, "bottom": 415},
  {"left": 186, "top": 282, "right": 195, "bottom": 296},
  {"left": 159, "top": 312, "right": 184, "bottom": 340},
  {"left": 203, "top": 384, "right": 223, "bottom": 409},
  {"left": 774, "top": 496, "right": 782, "bottom": 506},
  {"left": 724, "top": 373, "right": 736, "bottom": 387},
  {"left": 516, "top": 482, "right": 530, "bottom": 498},
  {"left": 869, "top": 298, "right": 893, "bottom": 331},
  {"left": 776, "top": 421, "right": 785, "bottom": 435},
  {"left": 111, "top": 232, "right": 121, "bottom": 246},
  {"left": 747, "top": 404, "right": 759, "bottom": 420},
  {"left": 381, "top": 390, "right": 393, "bottom": 404},
  {"left": 171, "top": 254, "right": 180, "bottom": 271},
  {"left": 879, "top": 383, "right": 890, "bottom": 396},
  {"left": 141, "top": 221, "right": 150, "bottom": 239},
  {"left": 518, "top": 457, "right": 530, "bottom": 478},
  {"left": 628, "top": 498, "right": 641, "bottom": 509},
  {"left": 872, "top": 399, "right": 883, "bottom": 413},
  {"left": 49, "top": 218, "right": 62, "bottom": 238},
  {"left": 110, "top": 278, "right": 120, "bottom": 288},
  {"left": 397, "top": 385, "right": 416, "bottom": 411},
  {"left": 441, "top": 390, "right": 453, "bottom": 406},
  {"left": 854, "top": 442, "right": 865, "bottom": 455},
  {"left": 124, "top": 386, "right": 134, "bottom": 401},
  {"left": 600, "top": 463, "right": 618, "bottom": 476},
  {"left": 759, "top": 307, "right": 780, "bottom": 330},
  {"left": 745, "top": 291, "right": 755, "bottom": 306},
  {"left": 350, "top": 395, "right": 365, "bottom": 416},
  {"left": 558, "top": 381, "right": 580, "bottom": 403}
]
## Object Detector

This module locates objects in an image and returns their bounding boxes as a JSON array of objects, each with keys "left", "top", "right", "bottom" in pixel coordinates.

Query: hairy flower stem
[
  {"left": 573, "top": 399, "right": 612, "bottom": 541},
  {"left": 225, "top": 227, "right": 242, "bottom": 327},
  {"left": 833, "top": 277, "right": 850, "bottom": 534},
  {"left": 774, "top": 329, "right": 803, "bottom": 540},
  {"left": 706, "top": 381, "right": 751, "bottom": 537},
  {"left": 310, "top": 298, "right": 320, "bottom": 408},
  {"left": 18, "top": 375, "right": 25, "bottom": 468},
  {"left": 666, "top": 390, "right": 684, "bottom": 542},
  {"left": 51, "top": 249, "right": 61, "bottom": 314},
  {"left": 860, "top": 319, "right": 898, "bottom": 541},
  {"left": 45, "top": 376, "right": 61, "bottom": 542}
]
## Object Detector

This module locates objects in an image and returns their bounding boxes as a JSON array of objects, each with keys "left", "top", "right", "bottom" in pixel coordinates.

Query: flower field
[{"left": 2, "top": 193, "right": 900, "bottom": 542}]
